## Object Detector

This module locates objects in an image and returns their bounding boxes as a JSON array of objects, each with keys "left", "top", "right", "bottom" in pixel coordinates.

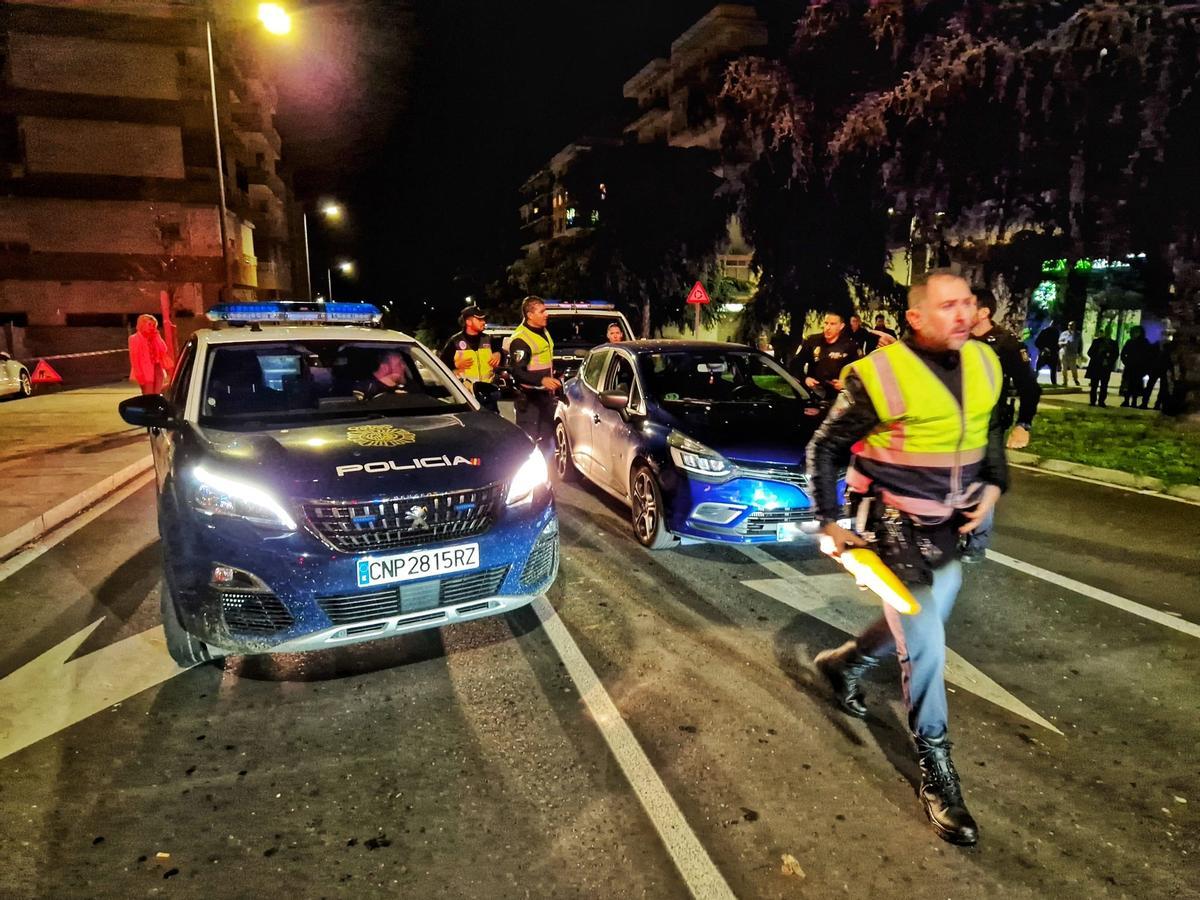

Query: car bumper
[
  {"left": 664, "top": 471, "right": 845, "bottom": 545},
  {"left": 164, "top": 495, "right": 558, "bottom": 656}
]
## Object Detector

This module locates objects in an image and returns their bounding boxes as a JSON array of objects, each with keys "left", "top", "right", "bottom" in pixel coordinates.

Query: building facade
[{"left": 0, "top": 0, "right": 295, "bottom": 361}]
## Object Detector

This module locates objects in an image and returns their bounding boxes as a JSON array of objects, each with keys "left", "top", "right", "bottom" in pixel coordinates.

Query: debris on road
[{"left": 780, "top": 853, "right": 806, "bottom": 878}]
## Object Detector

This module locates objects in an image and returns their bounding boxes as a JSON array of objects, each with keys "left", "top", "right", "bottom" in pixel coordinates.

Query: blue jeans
[{"left": 855, "top": 560, "right": 964, "bottom": 737}]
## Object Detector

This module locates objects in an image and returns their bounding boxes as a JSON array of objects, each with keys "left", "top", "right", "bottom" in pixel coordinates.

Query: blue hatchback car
[
  {"left": 119, "top": 303, "right": 558, "bottom": 666},
  {"left": 554, "top": 341, "right": 845, "bottom": 548}
]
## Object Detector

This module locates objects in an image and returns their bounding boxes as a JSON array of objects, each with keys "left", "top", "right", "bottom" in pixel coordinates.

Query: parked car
[
  {"left": 0, "top": 351, "right": 33, "bottom": 400},
  {"left": 554, "top": 340, "right": 846, "bottom": 549},
  {"left": 119, "top": 301, "right": 558, "bottom": 666}
]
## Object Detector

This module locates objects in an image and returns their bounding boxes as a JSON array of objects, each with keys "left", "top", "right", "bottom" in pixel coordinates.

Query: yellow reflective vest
[
  {"left": 841, "top": 339, "right": 1002, "bottom": 520},
  {"left": 511, "top": 323, "right": 554, "bottom": 375},
  {"left": 452, "top": 340, "right": 494, "bottom": 383}
]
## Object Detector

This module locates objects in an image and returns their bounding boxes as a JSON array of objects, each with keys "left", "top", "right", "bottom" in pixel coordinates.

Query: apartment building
[{"left": 0, "top": 0, "right": 295, "bottom": 360}]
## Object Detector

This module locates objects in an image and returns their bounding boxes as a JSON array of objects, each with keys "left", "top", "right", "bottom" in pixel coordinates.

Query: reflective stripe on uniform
[{"left": 511, "top": 323, "right": 554, "bottom": 374}]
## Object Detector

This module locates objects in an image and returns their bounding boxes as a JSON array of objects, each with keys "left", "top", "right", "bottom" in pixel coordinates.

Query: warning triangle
[
  {"left": 30, "top": 359, "right": 63, "bottom": 384},
  {"left": 686, "top": 281, "right": 711, "bottom": 305}
]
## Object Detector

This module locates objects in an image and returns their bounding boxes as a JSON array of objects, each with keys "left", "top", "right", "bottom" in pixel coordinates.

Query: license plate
[{"left": 356, "top": 543, "right": 479, "bottom": 588}]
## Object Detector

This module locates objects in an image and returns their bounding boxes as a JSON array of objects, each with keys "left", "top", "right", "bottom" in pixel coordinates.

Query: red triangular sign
[
  {"left": 687, "top": 280, "right": 711, "bottom": 305},
  {"left": 30, "top": 359, "right": 63, "bottom": 384}
]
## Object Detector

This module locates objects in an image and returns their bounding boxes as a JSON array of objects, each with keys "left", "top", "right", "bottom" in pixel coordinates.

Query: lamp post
[
  {"left": 326, "top": 260, "right": 355, "bottom": 302},
  {"left": 204, "top": 5, "right": 291, "bottom": 299},
  {"left": 302, "top": 202, "right": 342, "bottom": 300}
]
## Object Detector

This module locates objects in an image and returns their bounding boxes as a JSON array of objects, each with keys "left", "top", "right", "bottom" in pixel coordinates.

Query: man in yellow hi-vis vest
[
  {"left": 440, "top": 305, "right": 500, "bottom": 385},
  {"left": 807, "top": 271, "right": 1006, "bottom": 847},
  {"left": 509, "top": 296, "right": 561, "bottom": 450}
]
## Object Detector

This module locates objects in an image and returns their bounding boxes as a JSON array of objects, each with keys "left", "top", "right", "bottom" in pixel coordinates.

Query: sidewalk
[{"left": 0, "top": 384, "right": 153, "bottom": 560}]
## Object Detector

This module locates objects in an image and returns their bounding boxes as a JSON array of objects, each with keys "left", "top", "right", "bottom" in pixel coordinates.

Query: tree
[{"left": 507, "top": 143, "right": 732, "bottom": 337}]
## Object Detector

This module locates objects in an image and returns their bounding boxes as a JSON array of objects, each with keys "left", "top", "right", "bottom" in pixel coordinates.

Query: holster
[{"left": 848, "top": 492, "right": 953, "bottom": 587}]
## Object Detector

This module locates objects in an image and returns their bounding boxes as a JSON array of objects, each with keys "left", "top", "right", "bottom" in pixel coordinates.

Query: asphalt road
[{"left": 0, "top": 466, "right": 1197, "bottom": 898}]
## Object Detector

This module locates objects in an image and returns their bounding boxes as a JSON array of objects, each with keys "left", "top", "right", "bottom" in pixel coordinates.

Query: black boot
[
  {"left": 814, "top": 641, "right": 879, "bottom": 718},
  {"left": 915, "top": 732, "right": 979, "bottom": 845}
]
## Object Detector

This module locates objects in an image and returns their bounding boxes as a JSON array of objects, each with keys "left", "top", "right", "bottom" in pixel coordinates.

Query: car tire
[
  {"left": 630, "top": 464, "right": 678, "bottom": 550},
  {"left": 18, "top": 370, "right": 32, "bottom": 398},
  {"left": 553, "top": 420, "right": 577, "bottom": 482},
  {"left": 160, "top": 577, "right": 215, "bottom": 668}
]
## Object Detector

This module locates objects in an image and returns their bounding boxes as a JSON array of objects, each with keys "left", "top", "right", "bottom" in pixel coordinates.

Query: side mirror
[
  {"left": 472, "top": 380, "right": 501, "bottom": 413},
  {"left": 598, "top": 390, "right": 630, "bottom": 411},
  {"left": 119, "top": 394, "right": 176, "bottom": 429}
]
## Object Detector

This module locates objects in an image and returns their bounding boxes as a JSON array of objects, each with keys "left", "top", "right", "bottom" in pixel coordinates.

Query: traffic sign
[
  {"left": 30, "top": 360, "right": 62, "bottom": 384},
  {"left": 686, "top": 281, "right": 711, "bottom": 305}
]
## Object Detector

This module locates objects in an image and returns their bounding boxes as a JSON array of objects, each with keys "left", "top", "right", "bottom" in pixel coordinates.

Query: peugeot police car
[{"left": 119, "top": 302, "right": 558, "bottom": 666}]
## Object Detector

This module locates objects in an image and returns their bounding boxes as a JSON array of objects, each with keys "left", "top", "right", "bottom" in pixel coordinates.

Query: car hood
[
  {"left": 657, "top": 401, "right": 821, "bottom": 468},
  {"left": 190, "top": 412, "right": 535, "bottom": 500}
]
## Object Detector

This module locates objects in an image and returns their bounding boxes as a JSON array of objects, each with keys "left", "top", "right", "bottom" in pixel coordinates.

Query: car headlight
[
  {"left": 191, "top": 465, "right": 297, "bottom": 531},
  {"left": 506, "top": 448, "right": 549, "bottom": 506},
  {"left": 667, "top": 430, "right": 731, "bottom": 480}
]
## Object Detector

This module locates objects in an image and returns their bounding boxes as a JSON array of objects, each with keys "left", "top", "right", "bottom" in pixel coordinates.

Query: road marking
[
  {"left": 532, "top": 596, "right": 735, "bottom": 900},
  {"left": 736, "top": 546, "right": 1063, "bottom": 736},
  {"left": 0, "top": 618, "right": 184, "bottom": 761},
  {"left": 1008, "top": 462, "right": 1200, "bottom": 506},
  {"left": 0, "top": 469, "right": 156, "bottom": 584},
  {"left": 985, "top": 549, "right": 1200, "bottom": 640}
]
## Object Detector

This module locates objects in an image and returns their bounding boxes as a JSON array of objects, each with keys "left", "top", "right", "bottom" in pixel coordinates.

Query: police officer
[
  {"left": 440, "top": 305, "right": 500, "bottom": 385},
  {"left": 970, "top": 287, "right": 1040, "bottom": 450},
  {"left": 509, "top": 296, "right": 561, "bottom": 449},
  {"left": 808, "top": 271, "right": 1006, "bottom": 846},
  {"left": 790, "top": 311, "right": 861, "bottom": 400}
]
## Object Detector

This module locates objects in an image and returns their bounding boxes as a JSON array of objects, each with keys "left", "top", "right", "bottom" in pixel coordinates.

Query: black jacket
[
  {"left": 807, "top": 340, "right": 1008, "bottom": 526},
  {"left": 790, "top": 332, "right": 860, "bottom": 389},
  {"left": 972, "top": 325, "right": 1041, "bottom": 429}
]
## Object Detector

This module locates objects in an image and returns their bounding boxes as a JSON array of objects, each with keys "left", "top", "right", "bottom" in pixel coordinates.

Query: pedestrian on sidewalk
[
  {"left": 1034, "top": 323, "right": 1060, "bottom": 385},
  {"left": 807, "top": 271, "right": 1005, "bottom": 846},
  {"left": 1085, "top": 327, "right": 1118, "bottom": 407},
  {"left": 1119, "top": 326, "right": 1153, "bottom": 408},
  {"left": 1144, "top": 336, "right": 1170, "bottom": 410},
  {"left": 128, "top": 314, "right": 173, "bottom": 395},
  {"left": 1058, "top": 321, "right": 1083, "bottom": 388}
]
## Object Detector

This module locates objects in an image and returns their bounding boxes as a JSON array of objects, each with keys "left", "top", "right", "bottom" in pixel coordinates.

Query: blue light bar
[
  {"left": 543, "top": 299, "right": 615, "bottom": 310},
  {"left": 208, "top": 301, "right": 382, "bottom": 326}
]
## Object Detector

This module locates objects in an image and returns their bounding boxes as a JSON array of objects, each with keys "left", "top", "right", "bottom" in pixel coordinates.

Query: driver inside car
[{"left": 354, "top": 349, "right": 410, "bottom": 402}]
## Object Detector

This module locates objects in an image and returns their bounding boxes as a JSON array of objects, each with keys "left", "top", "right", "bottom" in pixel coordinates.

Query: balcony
[{"left": 233, "top": 252, "right": 258, "bottom": 288}]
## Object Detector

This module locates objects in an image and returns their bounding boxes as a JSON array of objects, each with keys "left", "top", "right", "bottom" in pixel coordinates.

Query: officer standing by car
[
  {"left": 807, "top": 271, "right": 1006, "bottom": 847},
  {"left": 970, "top": 287, "right": 1040, "bottom": 449},
  {"left": 509, "top": 296, "right": 561, "bottom": 450},
  {"left": 440, "top": 305, "right": 500, "bottom": 386},
  {"left": 790, "top": 311, "right": 861, "bottom": 401}
]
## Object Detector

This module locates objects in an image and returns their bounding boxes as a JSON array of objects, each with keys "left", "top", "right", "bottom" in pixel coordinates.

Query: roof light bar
[
  {"left": 543, "top": 300, "right": 615, "bottom": 310},
  {"left": 208, "top": 301, "right": 382, "bottom": 326}
]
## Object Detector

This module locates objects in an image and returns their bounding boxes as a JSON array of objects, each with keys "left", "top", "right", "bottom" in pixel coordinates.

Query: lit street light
[
  {"left": 327, "top": 260, "right": 356, "bottom": 302},
  {"left": 257, "top": 3, "right": 292, "bottom": 35},
  {"left": 303, "top": 200, "right": 344, "bottom": 300}
]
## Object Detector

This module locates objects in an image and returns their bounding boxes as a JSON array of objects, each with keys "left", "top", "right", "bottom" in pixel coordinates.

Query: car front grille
[
  {"left": 219, "top": 590, "right": 295, "bottom": 634},
  {"left": 520, "top": 528, "right": 558, "bottom": 587},
  {"left": 317, "top": 565, "right": 509, "bottom": 625},
  {"left": 732, "top": 463, "right": 809, "bottom": 487},
  {"left": 304, "top": 483, "right": 503, "bottom": 553},
  {"left": 738, "top": 507, "right": 815, "bottom": 535}
]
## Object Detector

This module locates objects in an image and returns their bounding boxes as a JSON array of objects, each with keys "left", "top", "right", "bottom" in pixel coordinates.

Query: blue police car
[
  {"left": 554, "top": 340, "right": 846, "bottom": 549},
  {"left": 119, "top": 302, "right": 558, "bottom": 666}
]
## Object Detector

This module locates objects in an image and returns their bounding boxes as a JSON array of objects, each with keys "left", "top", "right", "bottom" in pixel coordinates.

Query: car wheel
[
  {"left": 630, "top": 464, "right": 678, "bottom": 550},
  {"left": 553, "top": 420, "right": 577, "bottom": 482},
  {"left": 160, "top": 577, "right": 215, "bottom": 668},
  {"left": 18, "top": 370, "right": 32, "bottom": 398}
]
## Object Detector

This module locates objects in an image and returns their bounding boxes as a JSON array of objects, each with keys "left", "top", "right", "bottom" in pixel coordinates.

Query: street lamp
[
  {"left": 205, "top": 5, "right": 292, "bottom": 299},
  {"left": 302, "top": 200, "right": 344, "bottom": 300},
  {"left": 327, "top": 260, "right": 355, "bottom": 302}
]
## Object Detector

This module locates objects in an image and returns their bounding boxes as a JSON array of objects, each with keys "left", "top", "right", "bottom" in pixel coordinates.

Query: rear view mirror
[
  {"left": 598, "top": 391, "right": 629, "bottom": 411},
  {"left": 119, "top": 394, "right": 176, "bottom": 429},
  {"left": 473, "top": 380, "right": 501, "bottom": 413}
]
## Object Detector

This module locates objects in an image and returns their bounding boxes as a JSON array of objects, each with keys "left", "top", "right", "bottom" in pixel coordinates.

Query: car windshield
[
  {"left": 199, "top": 339, "right": 470, "bottom": 427},
  {"left": 640, "top": 348, "right": 813, "bottom": 405},
  {"left": 549, "top": 315, "right": 624, "bottom": 347}
]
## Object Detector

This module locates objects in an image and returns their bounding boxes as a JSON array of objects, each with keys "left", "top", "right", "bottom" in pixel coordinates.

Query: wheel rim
[
  {"left": 632, "top": 471, "right": 658, "bottom": 541},
  {"left": 554, "top": 424, "right": 570, "bottom": 477},
  {"left": 20, "top": 373, "right": 31, "bottom": 395}
]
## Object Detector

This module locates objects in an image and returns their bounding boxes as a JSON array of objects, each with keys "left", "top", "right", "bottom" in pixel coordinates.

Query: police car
[{"left": 119, "top": 302, "right": 558, "bottom": 666}]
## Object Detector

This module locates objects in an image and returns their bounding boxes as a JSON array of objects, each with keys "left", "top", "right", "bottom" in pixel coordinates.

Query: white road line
[
  {"left": 985, "top": 549, "right": 1200, "bottom": 640},
  {"left": 532, "top": 596, "right": 735, "bottom": 900},
  {"left": 1009, "top": 462, "right": 1200, "bottom": 506},
  {"left": 0, "top": 470, "right": 156, "bottom": 584}
]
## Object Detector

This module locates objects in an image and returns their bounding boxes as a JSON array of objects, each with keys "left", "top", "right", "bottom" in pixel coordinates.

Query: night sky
[{"left": 267, "top": 0, "right": 727, "bottom": 322}]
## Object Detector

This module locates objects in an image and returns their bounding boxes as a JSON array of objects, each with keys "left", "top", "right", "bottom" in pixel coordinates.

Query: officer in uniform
[
  {"left": 970, "top": 288, "right": 1041, "bottom": 450},
  {"left": 807, "top": 271, "right": 1006, "bottom": 847},
  {"left": 440, "top": 305, "right": 500, "bottom": 386},
  {"left": 790, "top": 311, "right": 861, "bottom": 401},
  {"left": 509, "top": 296, "right": 561, "bottom": 449}
]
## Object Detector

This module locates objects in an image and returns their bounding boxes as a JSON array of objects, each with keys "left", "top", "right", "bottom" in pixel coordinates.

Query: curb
[
  {"left": 0, "top": 455, "right": 154, "bottom": 561},
  {"left": 1008, "top": 449, "right": 1199, "bottom": 501}
]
